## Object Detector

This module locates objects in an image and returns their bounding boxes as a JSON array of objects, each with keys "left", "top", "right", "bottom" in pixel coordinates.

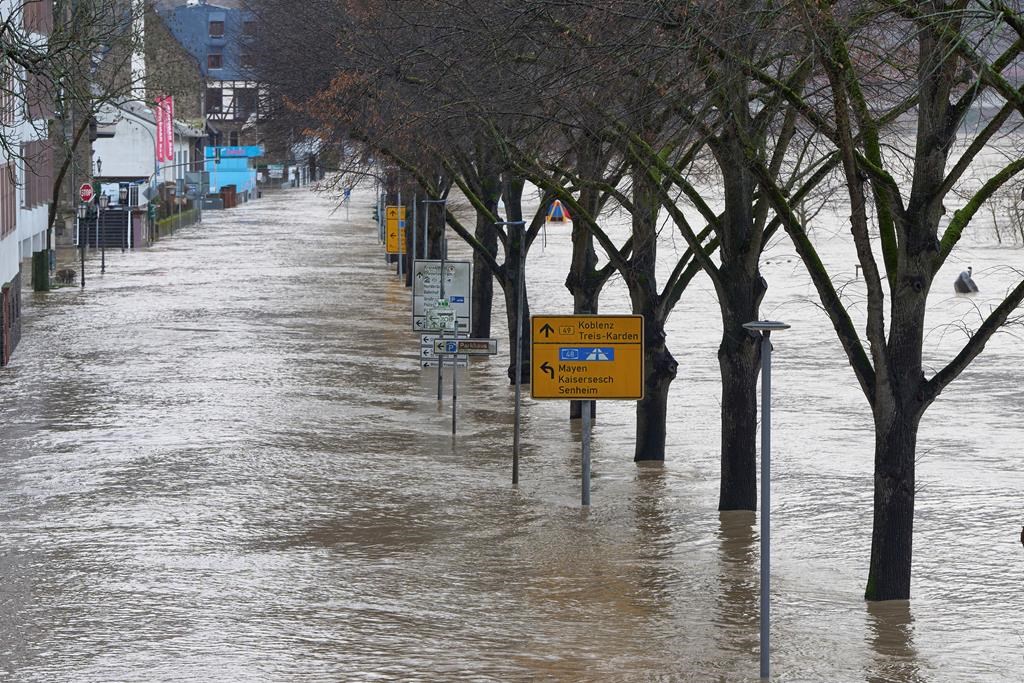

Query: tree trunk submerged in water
[
  {"left": 634, "top": 318, "right": 676, "bottom": 461},
  {"left": 470, "top": 188, "right": 500, "bottom": 339},
  {"left": 502, "top": 176, "right": 530, "bottom": 384},
  {"left": 865, "top": 406, "right": 920, "bottom": 601},
  {"left": 716, "top": 268, "right": 766, "bottom": 510},
  {"left": 717, "top": 325, "right": 761, "bottom": 510}
]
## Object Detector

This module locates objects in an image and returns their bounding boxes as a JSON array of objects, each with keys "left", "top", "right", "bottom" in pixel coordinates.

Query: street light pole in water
[{"left": 743, "top": 319, "right": 790, "bottom": 680}]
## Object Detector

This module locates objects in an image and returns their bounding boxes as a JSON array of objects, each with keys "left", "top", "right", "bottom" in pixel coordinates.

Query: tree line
[{"left": 247, "top": 0, "right": 1024, "bottom": 602}]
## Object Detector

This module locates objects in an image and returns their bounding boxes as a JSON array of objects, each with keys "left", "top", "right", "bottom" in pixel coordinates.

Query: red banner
[
  {"left": 154, "top": 95, "right": 166, "bottom": 163},
  {"left": 164, "top": 96, "right": 175, "bottom": 162}
]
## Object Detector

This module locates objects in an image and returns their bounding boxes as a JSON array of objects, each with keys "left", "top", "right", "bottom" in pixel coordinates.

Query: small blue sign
[
  {"left": 449, "top": 296, "right": 465, "bottom": 303},
  {"left": 559, "top": 347, "right": 614, "bottom": 361},
  {"left": 445, "top": 341, "right": 457, "bottom": 353}
]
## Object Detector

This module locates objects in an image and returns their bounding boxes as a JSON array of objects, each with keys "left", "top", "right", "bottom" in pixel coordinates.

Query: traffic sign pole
[
  {"left": 531, "top": 314, "right": 645, "bottom": 505},
  {"left": 582, "top": 400, "right": 592, "bottom": 505},
  {"left": 451, "top": 352, "right": 457, "bottom": 434}
]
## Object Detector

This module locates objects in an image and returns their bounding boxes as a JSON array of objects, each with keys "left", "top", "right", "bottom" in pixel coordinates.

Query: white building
[
  {"left": 92, "top": 100, "right": 204, "bottom": 205},
  {"left": 1, "top": 0, "right": 53, "bottom": 366}
]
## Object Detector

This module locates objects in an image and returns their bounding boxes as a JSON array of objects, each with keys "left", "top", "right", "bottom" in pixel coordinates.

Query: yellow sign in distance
[
  {"left": 531, "top": 315, "right": 644, "bottom": 400},
  {"left": 385, "top": 205, "right": 407, "bottom": 254}
]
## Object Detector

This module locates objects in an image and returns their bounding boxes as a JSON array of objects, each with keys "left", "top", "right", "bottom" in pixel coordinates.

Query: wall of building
[
  {"left": 160, "top": 2, "right": 255, "bottom": 81},
  {"left": 0, "top": 0, "right": 53, "bottom": 364},
  {"left": 144, "top": 6, "right": 204, "bottom": 123}
]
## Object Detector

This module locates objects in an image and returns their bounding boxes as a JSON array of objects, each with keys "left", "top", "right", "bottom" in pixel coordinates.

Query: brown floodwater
[{"left": 0, "top": 184, "right": 1021, "bottom": 681}]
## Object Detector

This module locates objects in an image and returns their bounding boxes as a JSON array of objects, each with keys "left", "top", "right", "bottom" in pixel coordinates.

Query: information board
[
  {"left": 530, "top": 315, "right": 644, "bottom": 400},
  {"left": 412, "top": 260, "right": 471, "bottom": 332}
]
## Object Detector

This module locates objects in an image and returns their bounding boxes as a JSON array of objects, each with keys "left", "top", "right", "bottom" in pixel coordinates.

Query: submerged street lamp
[
  {"left": 76, "top": 203, "right": 88, "bottom": 288},
  {"left": 98, "top": 193, "right": 110, "bottom": 274},
  {"left": 742, "top": 319, "right": 790, "bottom": 681}
]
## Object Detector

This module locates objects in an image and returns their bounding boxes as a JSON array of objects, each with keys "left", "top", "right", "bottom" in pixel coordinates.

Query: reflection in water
[
  {"left": 715, "top": 511, "right": 759, "bottom": 655},
  {"left": 628, "top": 463, "right": 673, "bottom": 607},
  {"left": 865, "top": 600, "right": 924, "bottom": 683}
]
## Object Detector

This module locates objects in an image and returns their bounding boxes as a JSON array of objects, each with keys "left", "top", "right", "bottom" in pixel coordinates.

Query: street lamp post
[
  {"left": 497, "top": 220, "right": 527, "bottom": 486},
  {"left": 118, "top": 184, "right": 129, "bottom": 253},
  {"left": 77, "top": 203, "right": 88, "bottom": 288},
  {"left": 742, "top": 319, "right": 790, "bottom": 681},
  {"left": 422, "top": 198, "right": 449, "bottom": 401},
  {"left": 98, "top": 194, "right": 109, "bottom": 274}
]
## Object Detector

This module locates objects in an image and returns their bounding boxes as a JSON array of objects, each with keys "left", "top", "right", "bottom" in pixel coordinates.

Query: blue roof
[{"left": 160, "top": 3, "right": 256, "bottom": 80}]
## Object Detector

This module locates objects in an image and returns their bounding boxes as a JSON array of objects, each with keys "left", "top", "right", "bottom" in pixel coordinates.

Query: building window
[
  {"left": 205, "top": 87, "right": 223, "bottom": 113},
  {"left": 207, "top": 53, "right": 223, "bottom": 70},
  {"left": 20, "top": 140, "right": 53, "bottom": 211},
  {"left": 209, "top": 20, "right": 225, "bottom": 38},
  {"left": 234, "top": 88, "right": 257, "bottom": 119},
  {"left": 22, "top": 0, "right": 53, "bottom": 35},
  {"left": 241, "top": 53, "right": 255, "bottom": 70},
  {"left": 0, "top": 164, "right": 15, "bottom": 237},
  {"left": 24, "top": 71, "right": 51, "bottom": 121},
  {"left": 0, "top": 61, "right": 15, "bottom": 125},
  {"left": 229, "top": 131, "right": 239, "bottom": 146},
  {"left": 243, "top": 20, "right": 256, "bottom": 37}
]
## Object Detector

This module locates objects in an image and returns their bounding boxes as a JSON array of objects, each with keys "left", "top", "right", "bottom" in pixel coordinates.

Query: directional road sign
[
  {"left": 422, "top": 358, "right": 469, "bottom": 368},
  {"left": 424, "top": 299, "right": 456, "bottom": 332},
  {"left": 434, "top": 338, "right": 497, "bottom": 355},
  {"left": 385, "top": 205, "right": 407, "bottom": 254},
  {"left": 412, "top": 260, "right": 471, "bottom": 332},
  {"left": 531, "top": 315, "right": 644, "bottom": 400}
]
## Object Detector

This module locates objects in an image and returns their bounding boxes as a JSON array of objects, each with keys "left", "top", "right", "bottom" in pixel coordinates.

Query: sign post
[
  {"left": 531, "top": 314, "right": 644, "bottom": 505},
  {"left": 385, "top": 205, "right": 407, "bottom": 255}
]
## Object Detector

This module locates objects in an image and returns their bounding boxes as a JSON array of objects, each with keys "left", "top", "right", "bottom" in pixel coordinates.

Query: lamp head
[
  {"left": 743, "top": 320, "right": 791, "bottom": 332},
  {"left": 98, "top": 194, "right": 110, "bottom": 209}
]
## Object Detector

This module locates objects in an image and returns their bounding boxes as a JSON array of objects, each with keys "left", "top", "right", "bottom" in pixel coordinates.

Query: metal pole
[
  {"left": 96, "top": 212, "right": 103, "bottom": 274},
  {"left": 452, "top": 348, "right": 458, "bottom": 434},
  {"left": 759, "top": 330, "right": 772, "bottom": 680},
  {"left": 78, "top": 214, "right": 85, "bottom": 288},
  {"left": 411, "top": 194, "right": 417, "bottom": 263},
  {"left": 397, "top": 189, "right": 403, "bottom": 279},
  {"left": 514, "top": 224, "right": 524, "bottom": 485},
  {"left": 581, "top": 399, "right": 592, "bottom": 506},
  {"left": 423, "top": 199, "right": 449, "bottom": 401}
]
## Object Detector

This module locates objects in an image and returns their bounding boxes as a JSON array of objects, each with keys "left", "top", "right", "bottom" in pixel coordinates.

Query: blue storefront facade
[{"left": 205, "top": 145, "right": 263, "bottom": 196}]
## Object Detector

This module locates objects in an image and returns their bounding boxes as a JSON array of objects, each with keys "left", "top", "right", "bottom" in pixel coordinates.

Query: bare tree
[{"left": 748, "top": 0, "right": 1024, "bottom": 600}]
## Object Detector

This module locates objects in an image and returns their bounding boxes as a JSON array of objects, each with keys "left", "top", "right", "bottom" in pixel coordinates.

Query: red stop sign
[{"left": 79, "top": 183, "right": 94, "bottom": 203}]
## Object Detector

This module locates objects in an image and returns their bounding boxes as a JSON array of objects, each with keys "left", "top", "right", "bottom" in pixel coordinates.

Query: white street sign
[
  {"left": 413, "top": 260, "right": 472, "bottom": 332},
  {"left": 422, "top": 358, "right": 468, "bottom": 368}
]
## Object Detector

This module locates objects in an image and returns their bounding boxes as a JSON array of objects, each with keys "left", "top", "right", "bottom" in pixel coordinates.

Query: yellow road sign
[
  {"left": 385, "top": 205, "right": 407, "bottom": 254},
  {"left": 531, "top": 315, "right": 644, "bottom": 400}
]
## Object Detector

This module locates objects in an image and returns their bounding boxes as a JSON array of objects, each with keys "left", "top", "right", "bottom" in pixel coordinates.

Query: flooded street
[{"left": 1, "top": 185, "right": 1022, "bottom": 681}]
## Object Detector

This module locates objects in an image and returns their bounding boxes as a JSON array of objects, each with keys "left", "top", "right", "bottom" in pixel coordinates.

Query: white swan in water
[{"left": 954, "top": 266, "right": 979, "bottom": 294}]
